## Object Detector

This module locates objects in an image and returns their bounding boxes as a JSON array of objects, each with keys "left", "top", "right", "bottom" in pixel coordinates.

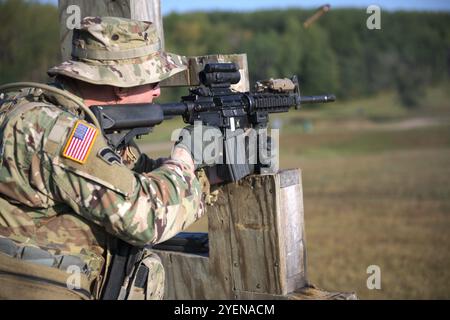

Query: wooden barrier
[{"left": 152, "top": 169, "right": 356, "bottom": 300}]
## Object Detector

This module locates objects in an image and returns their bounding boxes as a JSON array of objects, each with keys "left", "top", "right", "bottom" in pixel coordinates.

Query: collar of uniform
[{"left": 42, "top": 78, "right": 86, "bottom": 118}]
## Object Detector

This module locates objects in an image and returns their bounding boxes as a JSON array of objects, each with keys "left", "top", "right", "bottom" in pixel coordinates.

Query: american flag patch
[{"left": 62, "top": 120, "right": 98, "bottom": 164}]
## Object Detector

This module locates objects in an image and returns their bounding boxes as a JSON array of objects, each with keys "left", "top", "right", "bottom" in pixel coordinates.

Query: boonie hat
[{"left": 48, "top": 16, "right": 186, "bottom": 87}]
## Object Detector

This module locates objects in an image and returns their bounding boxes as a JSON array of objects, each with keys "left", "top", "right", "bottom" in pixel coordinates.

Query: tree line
[{"left": 1, "top": 0, "right": 449, "bottom": 107}]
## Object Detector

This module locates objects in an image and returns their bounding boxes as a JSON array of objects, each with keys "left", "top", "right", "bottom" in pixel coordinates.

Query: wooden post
[
  {"left": 208, "top": 169, "right": 308, "bottom": 297},
  {"left": 154, "top": 169, "right": 307, "bottom": 299},
  {"left": 153, "top": 169, "right": 356, "bottom": 300}
]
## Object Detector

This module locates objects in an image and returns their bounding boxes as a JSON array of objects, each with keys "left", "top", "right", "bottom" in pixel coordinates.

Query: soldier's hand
[
  {"left": 172, "top": 124, "right": 222, "bottom": 170},
  {"left": 171, "top": 147, "right": 195, "bottom": 172}
]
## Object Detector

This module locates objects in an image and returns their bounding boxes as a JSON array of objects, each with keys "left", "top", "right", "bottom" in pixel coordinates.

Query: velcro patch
[
  {"left": 98, "top": 147, "right": 123, "bottom": 166},
  {"left": 62, "top": 120, "right": 98, "bottom": 164}
]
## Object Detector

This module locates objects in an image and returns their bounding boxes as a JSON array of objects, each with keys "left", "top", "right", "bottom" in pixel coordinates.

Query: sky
[{"left": 38, "top": 0, "right": 450, "bottom": 14}]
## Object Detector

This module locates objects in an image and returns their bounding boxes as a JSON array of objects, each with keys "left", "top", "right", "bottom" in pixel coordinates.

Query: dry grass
[
  {"left": 286, "top": 148, "right": 450, "bottom": 299},
  {"left": 278, "top": 85, "right": 450, "bottom": 298}
]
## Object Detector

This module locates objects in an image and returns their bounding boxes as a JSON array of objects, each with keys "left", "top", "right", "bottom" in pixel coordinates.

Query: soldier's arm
[
  {"left": 117, "top": 139, "right": 168, "bottom": 173},
  {"left": 23, "top": 106, "right": 204, "bottom": 247},
  {"left": 133, "top": 153, "right": 168, "bottom": 174}
]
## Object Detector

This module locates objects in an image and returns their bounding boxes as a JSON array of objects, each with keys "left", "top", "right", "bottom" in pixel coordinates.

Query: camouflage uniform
[{"left": 0, "top": 17, "right": 204, "bottom": 299}]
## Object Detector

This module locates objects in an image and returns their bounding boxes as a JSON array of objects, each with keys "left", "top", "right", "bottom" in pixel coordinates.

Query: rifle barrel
[
  {"left": 159, "top": 93, "right": 336, "bottom": 119},
  {"left": 300, "top": 94, "right": 335, "bottom": 104}
]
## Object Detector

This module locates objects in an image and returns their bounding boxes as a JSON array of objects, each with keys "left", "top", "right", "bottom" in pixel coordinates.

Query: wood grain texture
[
  {"left": 151, "top": 169, "right": 356, "bottom": 300},
  {"left": 291, "top": 285, "right": 358, "bottom": 300},
  {"left": 205, "top": 186, "right": 236, "bottom": 299},
  {"left": 221, "top": 169, "right": 308, "bottom": 295},
  {"left": 278, "top": 169, "right": 308, "bottom": 292},
  {"left": 152, "top": 169, "right": 309, "bottom": 299},
  {"left": 153, "top": 250, "right": 211, "bottom": 300},
  {"left": 236, "top": 287, "right": 357, "bottom": 300},
  {"left": 226, "top": 175, "right": 285, "bottom": 295}
]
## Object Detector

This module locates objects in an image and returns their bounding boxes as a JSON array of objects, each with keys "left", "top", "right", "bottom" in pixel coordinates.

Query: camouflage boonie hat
[{"left": 48, "top": 16, "right": 187, "bottom": 87}]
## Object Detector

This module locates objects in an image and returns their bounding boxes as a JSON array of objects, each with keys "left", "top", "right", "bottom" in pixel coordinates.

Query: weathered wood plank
[
  {"left": 237, "top": 286, "right": 358, "bottom": 300},
  {"left": 219, "top": 169, "right": 307, "bottom": 295},
  {"left": 235, "top": 290, "right": 289, "bottom": 300},
  {"left": 153, "top": 251, "right": 211, "bottom": 300},
  {"left": 279, "top": 168, "right": 300, "bottom": 188},
  {"left": 151, "top": 169, "right": 355, "bottom": 300},
  {"left": 278, "top": 169, "right": 308, "bottom": 292},
  {"left": 205, "top": 186, "right": 236, "bottom": 299},
  {"left": 290, "top": 285, "right": 358, "bottom": 300},
  {"left": 227, "top": 175, "right": 286, "bottom": 294}
]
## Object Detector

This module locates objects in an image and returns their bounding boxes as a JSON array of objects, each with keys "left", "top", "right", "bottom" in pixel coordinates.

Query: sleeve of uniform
[
  {"left": 22, "top": 105, "right": 205, "bottom": 246},
  {"left": 132, "top": 153, "right": 168, "bottom": 174}
]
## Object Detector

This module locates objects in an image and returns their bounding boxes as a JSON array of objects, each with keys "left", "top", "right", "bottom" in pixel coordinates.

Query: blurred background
[{"left": 1, "top": 0, "right": 449, "bottom": 299}]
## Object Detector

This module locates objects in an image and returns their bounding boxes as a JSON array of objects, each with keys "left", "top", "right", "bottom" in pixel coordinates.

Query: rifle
[{"left": 91, "top": 62, "right": 335, "bottom": 182}]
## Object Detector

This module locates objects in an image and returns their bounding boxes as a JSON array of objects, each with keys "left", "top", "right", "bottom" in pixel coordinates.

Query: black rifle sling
[{"left": 100, "top": 239, "right": 140, "bottom": 300}]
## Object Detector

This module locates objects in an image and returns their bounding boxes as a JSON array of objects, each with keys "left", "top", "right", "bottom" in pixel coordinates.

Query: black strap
[
  {"left": 152, "top": 232, "right": 209, "bottom": 255},
  {"left": 100, "top": 239, "right": 140, "bottom": 300}
]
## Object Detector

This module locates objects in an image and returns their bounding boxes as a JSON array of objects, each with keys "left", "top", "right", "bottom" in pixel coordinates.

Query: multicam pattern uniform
[{"left": 0, "top": 89, "right": 204, "bottom": 280}]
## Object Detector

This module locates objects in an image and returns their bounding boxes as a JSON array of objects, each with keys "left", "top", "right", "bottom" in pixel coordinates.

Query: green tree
[{"left": 0, "top": 0, "right": 59, "bottom": 84}]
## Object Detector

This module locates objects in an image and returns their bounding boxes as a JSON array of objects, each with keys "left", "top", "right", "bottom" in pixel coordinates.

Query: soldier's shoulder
[
  {"left": 23, "top": 102, "right": 75, "bottom": 126},
  {"left": 11, "top": 96, "right": 80, "bottom": 133},
  {"left": 2, "top": 83, "right": 83, "bottom": 120},
  {"left": 1, "top": 90, "right": 76, "bottom": 122},
  {"left": 0, "top": 91, "right": 83, "bottom": 155}
]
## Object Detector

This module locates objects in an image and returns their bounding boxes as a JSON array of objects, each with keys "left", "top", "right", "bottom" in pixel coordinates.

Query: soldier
[{"left": 0, "top": 16, "right": 206, "bottom": 300}]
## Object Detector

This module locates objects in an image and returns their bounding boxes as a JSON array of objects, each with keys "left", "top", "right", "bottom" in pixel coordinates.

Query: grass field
[
  {"left": 279, "top": 84, "right": 450, "bottom": 299},
  {"left": 138, "top": 83, "right": 450, "bottom": 299}
]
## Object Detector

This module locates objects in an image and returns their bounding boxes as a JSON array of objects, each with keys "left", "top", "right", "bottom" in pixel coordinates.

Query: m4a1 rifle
[{"left": 91, "top": 62, "right": 335, "bottom": 182}]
